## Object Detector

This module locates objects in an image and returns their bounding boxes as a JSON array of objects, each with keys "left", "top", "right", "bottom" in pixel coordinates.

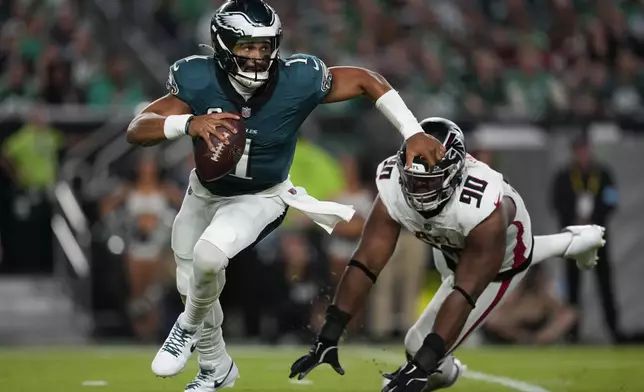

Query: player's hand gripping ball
[{"left": 190, "top": 112, "right": 246, "bottom": 181}]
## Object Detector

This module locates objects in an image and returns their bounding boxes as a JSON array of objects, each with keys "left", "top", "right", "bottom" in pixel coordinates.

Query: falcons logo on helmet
[{"left": 443, "top": 130, "right": 465, "bottom": 161}]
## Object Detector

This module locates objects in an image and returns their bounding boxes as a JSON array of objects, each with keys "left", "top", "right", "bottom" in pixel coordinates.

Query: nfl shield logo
[{"left": 241, "top": 106, "right": 251, "bottom": 118}]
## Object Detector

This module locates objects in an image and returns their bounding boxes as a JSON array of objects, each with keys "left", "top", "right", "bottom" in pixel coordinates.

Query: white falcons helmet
[{"left": 396, "top": 117, "right": 466, "bottom": 212}]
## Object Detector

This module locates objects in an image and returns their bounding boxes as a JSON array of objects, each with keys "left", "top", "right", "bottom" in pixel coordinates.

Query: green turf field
[{"left": 0, "top": 345, "right": 641, "bottom": 391}]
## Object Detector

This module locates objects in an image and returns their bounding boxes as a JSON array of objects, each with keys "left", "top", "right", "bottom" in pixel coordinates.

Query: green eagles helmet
[{"left": 210, "top": 0, "right": 283, "bottom": 89}]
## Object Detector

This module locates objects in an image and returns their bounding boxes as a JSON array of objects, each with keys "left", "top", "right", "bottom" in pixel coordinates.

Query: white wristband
[
  {"left": 375, "top": 89, "right": 424, "bottom": 140},
  {"left": 164, "top": 114, "right": 193, "bottom": 140}
]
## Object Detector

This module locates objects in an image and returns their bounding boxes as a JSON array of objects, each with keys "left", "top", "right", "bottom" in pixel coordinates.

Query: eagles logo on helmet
[
  {"left": 397, "top": 117, "right": 467, "bottom": 213},
  {"left": 210, "top": 0, "right": 283, "bottom": 90}
]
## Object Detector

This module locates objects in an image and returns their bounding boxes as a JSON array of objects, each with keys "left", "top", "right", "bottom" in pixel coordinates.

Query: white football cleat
[
  {"left": 563, "top": 225, "right": 606, "bottom": 270},
  {"left": 185, "top": 356, "right": 239, "bottom": 392},
  {"left": 151, "top": 314, "right": 201, "bottom": 377},
  {"left": 426, "top": 357, "right": 466, "bottom": 391}
]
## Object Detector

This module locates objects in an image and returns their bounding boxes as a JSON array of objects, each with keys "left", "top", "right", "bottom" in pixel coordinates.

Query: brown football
[{"left": 193, "top": 117, "right": 246, "bottom": 182}]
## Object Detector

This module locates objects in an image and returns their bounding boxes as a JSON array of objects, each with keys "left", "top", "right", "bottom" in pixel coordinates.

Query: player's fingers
[
  {"left": 199, "top": 131, "right": 218, "bottom": 152},
  {"left": 289, "top": 357, "right": 307, "bottom": 378},
  {"left": 208, "top": 113, "right": 240, "bottom": 132},
  {"left": 424, "top": 149, "right": 438, "bottom": 166},
  {"left": 203, "top": 124, "right": 230, "bottom": 144},
  {"left": 437, "top": 145, "right": 446, "bottom": 159},
  {"left": 405, "top": 150, "right": 415, "bottom": 169},
  {"left": 209, "top": 118, "right": 237, "bottom": 134},
  {"left": 332, "top": 364, "right": 345, "bottom": 376},
  {"left": 207, "top": 128, "right": 229, "bottom": 145},
  {"left": 432, "top": 145, "right": 446, "bottom": 164},
  {"left": 288, "top": 366, "right": 300, "bottom": 379},
  {"left": 209, "top": 112, "right": 241, "bottom": 121},
  {"left": 297, "top": 368, "right": 311, "bottom": 380},
  {"left": 289, "top": 356, "right": 315, "bottom": 378}
]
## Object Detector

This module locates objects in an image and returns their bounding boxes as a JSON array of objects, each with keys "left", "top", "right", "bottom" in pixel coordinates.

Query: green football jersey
[{"left": 166, "top": 53, "right": 333, "bottom": 196}]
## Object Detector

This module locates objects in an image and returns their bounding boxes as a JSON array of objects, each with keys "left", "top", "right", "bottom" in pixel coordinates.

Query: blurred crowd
[
  {"left": 146, "top": 0, "right": 644, "bottom": 121},
  {"left": 5, "top": 0, "right": 644, "bottom": 120},
  {"left": 0, "top": 0, "right": 638, "bottom": 345},
  {"left": 0, "top": 0, "right": 145, "bottom": 109}
]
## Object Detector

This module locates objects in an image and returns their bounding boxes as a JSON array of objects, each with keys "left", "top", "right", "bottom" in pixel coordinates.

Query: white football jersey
[{"left": 376, "top": 154, "right": 533, "bottom": 275}]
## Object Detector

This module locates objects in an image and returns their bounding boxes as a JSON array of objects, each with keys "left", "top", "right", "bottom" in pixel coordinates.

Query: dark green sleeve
[
  {"left": 285, "top": 54, "right": 333, "bottom": 104},
  {"left": 166, "top": 63, "right": 192, "bottom": 104},
  {"left": 166, "top": 56, "right": 212, "bottom": 106}
]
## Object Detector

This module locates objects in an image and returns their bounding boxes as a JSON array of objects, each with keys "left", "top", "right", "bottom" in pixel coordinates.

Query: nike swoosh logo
[
  {"left": 190, "top": 342, "right": 197, "bottom": 353},
  {"left": 213, "top": 362, "right": 235, "bottom": 388}
]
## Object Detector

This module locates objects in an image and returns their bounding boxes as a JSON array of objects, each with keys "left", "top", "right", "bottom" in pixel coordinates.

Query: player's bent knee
[{"left": 193, "top": 239, "right": 229, "bottom": 275}]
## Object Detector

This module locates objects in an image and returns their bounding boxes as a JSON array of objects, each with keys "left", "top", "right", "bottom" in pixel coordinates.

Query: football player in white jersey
[{"left": 289, "top": 117, "right": 606, "bottom": 392}]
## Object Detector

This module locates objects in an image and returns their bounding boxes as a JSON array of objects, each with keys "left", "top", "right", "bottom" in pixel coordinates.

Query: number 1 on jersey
[
  {"left": 231, "top": 139, "right": 252, "bottom": 179},
  {"left": 207, "top": 107, "right": 253, "bottom": 180}
]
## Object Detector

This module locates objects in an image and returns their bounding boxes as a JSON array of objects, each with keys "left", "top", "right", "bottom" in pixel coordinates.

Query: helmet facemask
[
  {"left": 214, "top": 34, "right": 281, "bottom": 89},
  {"left": 396, "top": 117, "right": 467, "bottom": 213},
  {"left": 397, "top": 157, "right": 463, "bottom": 212}
]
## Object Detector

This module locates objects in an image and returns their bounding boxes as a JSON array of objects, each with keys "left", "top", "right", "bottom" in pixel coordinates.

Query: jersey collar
[{"left": 214, "top": 62, "right": 279, "bottom": 116}]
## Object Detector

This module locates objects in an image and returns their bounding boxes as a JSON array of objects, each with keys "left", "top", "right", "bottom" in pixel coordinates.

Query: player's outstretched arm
[
  {"left": 408, "top": 199, "right": 514, "bottom": 377},
  {"left": 126, "top": 94, "right": 240, "bottom": 150},
  {"left": 289, "top": 195, "right": 401, "bottom": 380},
  {"left": 331, "top": 195, "right": 401, "bottom": 316},
  {"left": 323, "top": 66, "right": 445, "bottom": 167}
]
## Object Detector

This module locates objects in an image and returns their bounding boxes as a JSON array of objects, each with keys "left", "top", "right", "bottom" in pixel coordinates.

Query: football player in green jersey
[{"left": 126, "top": 1, "right": 445, "bottom": 390}]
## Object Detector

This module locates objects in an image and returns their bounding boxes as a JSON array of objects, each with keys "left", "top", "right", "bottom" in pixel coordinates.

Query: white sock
[
  {"left": 181, "top": 271, "right": 226, "bottom": 330},
  {"left": 532, "top": 233, "right": 573, "bottom": 265},
  {"left": 198, "top": 301, "right": 228, "bottom": 369}
]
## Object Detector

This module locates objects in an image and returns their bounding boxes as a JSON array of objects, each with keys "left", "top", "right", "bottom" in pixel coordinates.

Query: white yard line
[
  {"left": 463, "top": 370, "right": 551, "bottom": 392},
  {"left": 362, "top": 349, "right": 552, "bottom": 392},
  {"left": 81, "top": 380, "right": 108, "bottom": 387},
  {"left": 288, "top": 379, "right": 314, "bottom": 386}
]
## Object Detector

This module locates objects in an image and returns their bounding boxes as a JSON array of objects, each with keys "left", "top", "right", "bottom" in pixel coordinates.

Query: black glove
[
  {"left": 382, "top": 361, "right": 436, "bottom": 392},
  {"left": 289, "top": 336, "right": 345, "bottom": 380}
]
